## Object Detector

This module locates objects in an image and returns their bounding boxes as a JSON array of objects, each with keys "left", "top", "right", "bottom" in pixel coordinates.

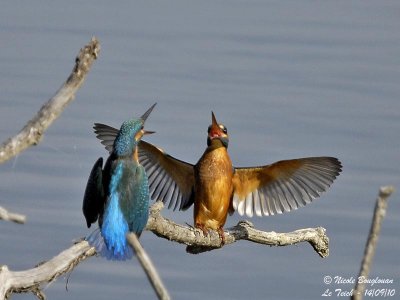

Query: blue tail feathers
[
  {"left": 85, "top": 161, "right": 150, "bottom": 260},
  {"left": 86, "top": 228, "right": 133, "bottom": 260}
]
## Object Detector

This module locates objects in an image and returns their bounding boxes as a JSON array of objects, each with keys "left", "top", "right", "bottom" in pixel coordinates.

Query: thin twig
[
  {"left": 351, "top": 185, "right": 395, "bottom": 300},
  {"left": 0, "top": 37, "right": 100, "bottom": 164},
  {"left": 126, "top": 233, "right": 171, "bottom": 300},
  {"left": 0, "top": 206, "right": 26, "bottom": 224}
]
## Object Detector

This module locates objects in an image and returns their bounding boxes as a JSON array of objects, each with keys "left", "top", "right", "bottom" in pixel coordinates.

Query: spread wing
[
  {"left": 94, "top": 123, "right": 117, "bottom": 153},
  {"left": 139, "top": 141, "right": 195, "bottom": 210},
  {"left": 82, "top": 157, "right": 105, "bottom": 227},
  {"left": 93, "top": 123, "right": 195, "bottom": 211},
  {"left": 232, "top": 157, "right": 342, "bottom": 217}
]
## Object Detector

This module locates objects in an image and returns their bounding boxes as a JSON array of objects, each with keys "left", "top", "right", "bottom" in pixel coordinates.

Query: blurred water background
[{"left": 0, "top": 1, "right": 399, "bottom": 299}]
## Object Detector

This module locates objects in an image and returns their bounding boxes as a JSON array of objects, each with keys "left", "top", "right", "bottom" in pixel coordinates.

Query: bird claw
[
  {"left": 195, "top": 223, "right": 209, "bottom": 237},
  {"left": 217, "top": 228, "right": 225, "bottom": 246},
  {"left": 195, "top": 223, "right": 225, "bottom": 246}
]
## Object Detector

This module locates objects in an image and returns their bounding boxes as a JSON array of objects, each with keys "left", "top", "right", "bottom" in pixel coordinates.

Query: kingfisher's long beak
[
  {"left": 209, "top": 111, "right": 223, "bottom": 137},
  {"left": 141, "top": 103, "right": 157, "bottom": 123},
  {"left": 211, "top": 111, "right": 219, "bottom": 127}
]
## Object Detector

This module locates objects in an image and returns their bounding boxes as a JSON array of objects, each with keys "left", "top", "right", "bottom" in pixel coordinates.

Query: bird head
[
  {"left": 113, "top": 103, "right": 156, "bottom": 157},
  {"left": 207, "top": 112, "right": 229, "bottom": 148}
]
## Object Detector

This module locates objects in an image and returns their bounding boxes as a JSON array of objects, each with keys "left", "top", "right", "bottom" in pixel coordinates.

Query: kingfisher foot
[
  {"left": 195, "top": 224, "right": 225, "bottom": 247},
  {"left": 195, "top": 223, "right": 209, "bottom": 237},
  {"left": 217, "top": 227, "right": 225, "bottom": 246}
]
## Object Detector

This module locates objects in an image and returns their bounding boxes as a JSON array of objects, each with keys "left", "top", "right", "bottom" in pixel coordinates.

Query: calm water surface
[{"left": 1, "top": 1, "right": 399, "bottom": 300}]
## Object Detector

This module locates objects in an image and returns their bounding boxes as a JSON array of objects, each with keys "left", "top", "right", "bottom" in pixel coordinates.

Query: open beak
[
  {"left": 135, "top": 103, "right": 156, "bottom": 140},
  {"left": 143, "top": 130, "right": 155, "bottom": 135},
  {"left": 140, "top": 103, "right": 156, "bottom": 136},
  {"left": 141, "top": 102, "right": 157, "bottom": 123},
  {"left": 209, "top": 111, "right": 222, "bottom": 138}
]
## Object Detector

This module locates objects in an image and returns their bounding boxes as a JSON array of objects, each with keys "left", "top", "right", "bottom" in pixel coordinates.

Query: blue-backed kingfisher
[
  {"left": 94, "top": 111, "right": 342, "bottom": 244},
  {"left": 83, "top": 103, "right": 156, "bottom": 260}
]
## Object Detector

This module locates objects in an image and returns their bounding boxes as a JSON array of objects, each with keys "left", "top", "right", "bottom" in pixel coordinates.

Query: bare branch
[
  {"left": 146, "top": 201, "right": 330, "bottom": 257},
  {"left": 352, "top": 185, "right": 395, "bottom": 300},
  {"left": 0, "top": 206, "right": 26, "bottom": 224},
  {"left": 0, "top": 240, "right": 95, "bottom": 300},
  {"left": 0, "top": 38, "right": 100, "bottom": 299},
  {"left": 126, "top": 233, "right": 171, "bottom": 300},
  {"left": 0, "top": 37, "right": 100, "bottom": 164},
  {"left": 0, "top": 201, "right": 330, "bottom": 298}
]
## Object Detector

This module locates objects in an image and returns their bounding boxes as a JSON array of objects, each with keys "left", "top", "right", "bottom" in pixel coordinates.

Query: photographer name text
[{"left": 322, "top": 276, "right": 395, "bottom": 298}]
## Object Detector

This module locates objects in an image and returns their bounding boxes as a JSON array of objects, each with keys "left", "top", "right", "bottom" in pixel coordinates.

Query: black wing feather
[{"left": 82, "top": 157, "right": 105, "bottom": 228}]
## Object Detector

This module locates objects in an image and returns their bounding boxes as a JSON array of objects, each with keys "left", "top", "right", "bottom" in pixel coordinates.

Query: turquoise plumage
[
  {"left": 83, "top": 103, "right": 156, "bottom": 260},
  {"left": 93, "top": 111, "right": 342, "bottom": 247}
]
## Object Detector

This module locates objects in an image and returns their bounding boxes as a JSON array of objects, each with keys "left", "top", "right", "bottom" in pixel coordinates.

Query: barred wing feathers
[
  {"left": 232, "top": 157, "right": 342, "bottom": 217},
  {"left": 138, "top": 141, "right": 195, "bottom": 211},
  {"left": 93, "top": 123, "right": 195, "bottom": 211}
]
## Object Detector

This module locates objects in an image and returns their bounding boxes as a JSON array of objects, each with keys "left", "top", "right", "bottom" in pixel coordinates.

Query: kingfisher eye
[{"left": 220, "top": 125, "right": 227, "bottom": 134}]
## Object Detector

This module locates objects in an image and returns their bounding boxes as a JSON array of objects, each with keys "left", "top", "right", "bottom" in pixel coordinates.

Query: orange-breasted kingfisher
[
  {"left": 82, "top": 103, "right": 156, "bottom": 260},
  {"left": 93, "top": 111, "right": 342, "bottom": 244}
]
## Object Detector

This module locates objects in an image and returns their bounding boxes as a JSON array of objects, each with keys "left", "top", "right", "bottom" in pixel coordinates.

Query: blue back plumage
[
  {"left": 87, "top": 115, "right": 152, "bottom": 260},
  {"left": 89, "top": 159, "right": 150, "bottom": 260},
  {"left": 101, "top": 161, "right": 131, "bottom": 259}
]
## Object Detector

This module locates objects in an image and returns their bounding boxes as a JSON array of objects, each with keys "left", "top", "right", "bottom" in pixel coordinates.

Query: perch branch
[
  {"left": 0, "top": 206, "right": 26, "bottom": 224},
  {"left": 126, "top": 233, "right": 171, "bottom": 300},
  {"left": 0, "top": 240, "right": 95, "bottom": 300},
  {"left": 1, "top": 201, "right": 330, "bottom": 298},
  {"left": 351, "top": 185, "right": 395, "bottom": 300},
  {"left": 146, "top": 201, "right": 329, "bottom": 257},
  {"left": 0, "top": 37, "right": 100, "bottom": 164}
]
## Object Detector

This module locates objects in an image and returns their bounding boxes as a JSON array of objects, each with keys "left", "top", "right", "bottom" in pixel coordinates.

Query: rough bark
[
  {"left": 0, "top": 241, "right": 95, "bottom": 300},
  {"left": 0, "top": 201, "right": 330, "bottom": 299},
  {"left": 147, "top": 201, "right": 330, "bottom": 257},
  {"left": 0, "top": 37, "right": 100, "bottom": 164},
  {"left": 351, "top": 186, "right": 395, "bottom": 300},
  {"left": 0, "top": 37, "right": 100, "bottom": 225}
]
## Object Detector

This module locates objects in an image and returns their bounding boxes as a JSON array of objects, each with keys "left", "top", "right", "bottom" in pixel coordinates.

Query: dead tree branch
[
  {"left": 147, "top": 201, "right": 330, "bottom": 257},
  {"left": 0, "top": 37, "right": 100, "bottom": 164},
  {"left": 127, "top": 233, "right": 171, "bottom": 300},
  {"left": 0, "top": 240, "right": 95, "bottom": 300},
  {"left": 0, "top": 201, "right": 330, "bottom": 298},
  {"left": 351, "top": 185, "right": 395, "bottom": 300},
  {"left": 0, "top": 206, "right": 26, "bottom": 224},
  {"left": 0, "top": 37, "right": 100, "bottom": 224}
]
